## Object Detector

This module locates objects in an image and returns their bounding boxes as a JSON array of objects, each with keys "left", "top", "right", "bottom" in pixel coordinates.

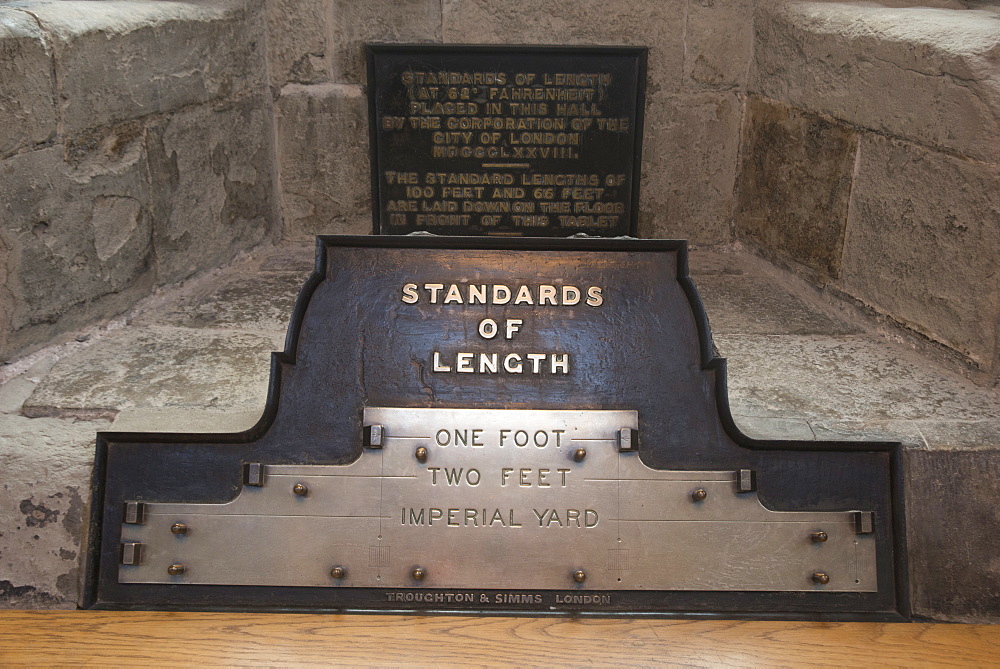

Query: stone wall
[
  {"left": 266, "top": 0, "right": 753, "bottom": 243},
  {"left": 735, "top": 0, "right": 1000, "bottom": 385},
  {"left": 0, "top": 0, "right": 280, "bottom": 363}
]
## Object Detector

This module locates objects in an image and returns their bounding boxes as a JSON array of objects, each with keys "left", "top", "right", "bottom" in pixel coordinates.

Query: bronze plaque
[{"left": 366, "top": 45, "right": 646, "bottom": 237}]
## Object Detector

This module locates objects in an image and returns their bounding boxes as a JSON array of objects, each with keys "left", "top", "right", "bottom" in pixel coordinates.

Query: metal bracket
[
  {"left": 736, "top": 469, "right": 757, "bottom": 493},
  {"left": 364, "top": 424, "right": 385, "bottom": 449},
  {"left": 122, "top": 501, "right": 145, "bottom": 525},
  {"left": 616, "top": 427, "right": 639, "bottom": 452},
  {"left": 242, "top": 462, "right": 265, "bottom": 487},
  {"left": 120, "top": 542, "right": 143, "bottom": 566},
  {"left": 854, "top": 511, "right": 874, "bottom": 535}
]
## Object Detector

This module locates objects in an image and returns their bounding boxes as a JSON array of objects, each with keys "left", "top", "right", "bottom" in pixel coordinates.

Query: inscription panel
[
  {"left": 119, "top": 408, "right": 876, "bottom": 592},
  {"left": 367, "top": 46, "right": 646, "bottom": 237}
]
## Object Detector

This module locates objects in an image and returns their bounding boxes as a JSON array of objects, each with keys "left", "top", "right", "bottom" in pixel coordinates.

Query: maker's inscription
[{"left": 367, "top": 46, "right": 646, "bottom": 236}]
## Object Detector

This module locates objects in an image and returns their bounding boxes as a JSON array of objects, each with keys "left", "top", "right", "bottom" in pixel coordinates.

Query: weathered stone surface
[
  {"left": 0, "top": 414, "right": 110, "bottom": 608},
  {"left": 0, "top": 139, "right": 155, "bottom": 360},
  {"left": 131, "top": 271, "right": 308, "bottom": 332},
  {"left": 695, "top": 273, "right": 860, "bottom": 336},
  {"left": 442, "top": 0, "right": 685, "bottom": 90},
  {"left": 753, "top": 1, "right": 1000, "bottom": 162},
  {"left": 684, "top": 0, "right": 753, "bottom": 90},
  {"left": 110, "top": 407, "right": 261, "bottom": 433},
  {"left": 639, "top": 92, "right": 741, "bottom": 244},
  {"left": 150, "top": 94, "right": 278, "bottom": 285},
  {"left": 906, "top": 448, "right": 1000, "bottom": 622},
  {"left": 717, "top": 334, "right": 1000, "bottom": 424},
  {"left": 330, "top": 0, "right": 441, "bottom": 84},
  {"left": 734, "top": 97, "right": 858, "bottom": 280},
  {"left": 0, "top": 9, "right": 56, "bottom": 157},
  {"left": 24, "top": 327, "right": 281, "bottom": 416},
  {"left": 265, "top": 0, "right": 329, "bottom": 87},
  {"left": 22, "top": 0, "right": 266, "bottom": 135},
  {"left": 840, "top": 135, "right": 1000, "bottom": 368},
  {"left": 276, "top": 83, "right": 370, "bottom": 238}
]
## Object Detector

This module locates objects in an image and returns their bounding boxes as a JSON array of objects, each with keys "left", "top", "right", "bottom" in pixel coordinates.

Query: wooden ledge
[{"left": 1, "top": 612, "right": 997, "bottom": 666}]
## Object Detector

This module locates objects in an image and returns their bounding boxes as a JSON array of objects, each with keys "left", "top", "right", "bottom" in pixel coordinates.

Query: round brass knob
[
  {"left": 412, "top": 567, "right": 426, "bottom": 581},
  {"left": 812, "top": 572, "right": 830, "bottom": 585},
  {"left": 170, "top": 523, "right": 188, "bottom": 535},
  {"left": 573, "top": 448, "right": 587, "bottom": 462},
  {"left": 292, "top": 482, "right": 308, "bottom": 496},
  {"left": 330, "top": 566, "right": 346, "bottom": 579},
  {"left": 573, "top": 569, "right": 586, "bottom": 583},
  {"left": 691, "top": 488, "right": 708, "bottom": 502},
  {"left": 811, "top": 531, "right": 828, "bottom": 543},
  {"left": 167, "top": 564, "right": 185, "bottom": 576},
  {"left": 415, "top": 446, "right": 428, "bottom": 463}
]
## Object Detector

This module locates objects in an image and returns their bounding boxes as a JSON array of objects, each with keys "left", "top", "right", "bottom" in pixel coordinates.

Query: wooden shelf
[{"left": 1, "top": 611, "right": 997, "bottom": 666}]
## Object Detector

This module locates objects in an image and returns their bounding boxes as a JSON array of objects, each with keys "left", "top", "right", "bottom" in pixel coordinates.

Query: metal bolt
[
  {"left": 574, "top": 448, "right": 587, "bottom": 462},
  {"left": 811, "top": 531, "right": 828, "bottom": 543},
  {"left": 330, "top": 566, "right": 346, "bottom": 579},
  {"left": 573, "top": 569, "right": 586, "bottom": 583},
  {"left": 691, "top": 488, "right": 708, "bottom": 502},
  {"left": 415, "top": 446, "right": 428, "bottom": 463},
  {"left": 812, "top": 572, "right": 830, "bottom": 585},
  {"left": 167, "top": 564, "right": 185, "bottom": 576},
  {"left": 170, "top": 523, "right": 188, "bottom": 535},
  {"left": 412, "top": 567, "right": 426, "bottom": 581},
  {"left": 292, "top": 482, "right": 309, "bottom": 496}
]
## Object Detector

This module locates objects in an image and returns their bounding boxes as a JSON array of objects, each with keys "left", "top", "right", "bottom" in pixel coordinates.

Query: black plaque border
[
  {"left": 365, "top": 44, "right": 648, "bottom": 237},
  {"left": 84, "top": 235, "right": 909, "bottom": 621}
]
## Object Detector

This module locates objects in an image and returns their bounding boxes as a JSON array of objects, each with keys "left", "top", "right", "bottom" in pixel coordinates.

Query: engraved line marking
[
  {"left": 384, "top": 436, "right": 431, "bottom": 440},
  {"left": 481, "top": 163, "right": 530, "bottom": 169},
  {"left": 616, "top": 443, "right": 621, "bottom": 542},
  {"left": 571, "top": 438, "right": 615, "bottom": 441},
  {"left": 143, "top": 514, "right": 385, "bottom": 519},
  {"left": 610, "top": 518, "right": 857, "bottom": 524},
  {"left": 583, "top": 478, "right": 736, "bottom": 482},
  {"left": 266, "top": 475, "right": 417, "bottom": 479},
  {"left": 377, "top": 444, "right": 385, "bottom": 580}
]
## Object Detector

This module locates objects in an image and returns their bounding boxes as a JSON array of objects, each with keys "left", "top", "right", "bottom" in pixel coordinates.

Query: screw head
[
  {"left": 170, "top": 523, "right": 188, "bottom": 535},
  {"left": 574, "top": 448, "right": 587, "bottom": 462},
  {"left": 415, "top": 446, "right": 428, "bottom": 463},
  {"left": 811, "top": 531, "right": 829, "bottom": 543},
  {"left": 292, "top": 482, "right": 308, "bottom": 496},
  {"left": 330, "top": 566, "right": 346, "bottom": 579},
  {"left": 573, "top": 569, "right": 586, "bottom": 583},
  {"left": 167, "top": 563, "right": 185, "bottom": 576},
  {"left": 412, "top": 567, "right": 426, "bottom": 581},
  {"left": 691, "top": 488, "right": 708, "bottom": 502},
  {"left": 812, "top": 572, "right": 830, "bottom": 585}
]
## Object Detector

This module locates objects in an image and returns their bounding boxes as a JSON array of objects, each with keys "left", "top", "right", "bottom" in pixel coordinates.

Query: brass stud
[
  {"left": 573, "top": 569, "right": 586, "bottom": 583},
  {"left": 412, "top": 567, "right": 426, "bottom": 581},
  {"left": 811, "top": 531, "right": 829, "bottom": 543},
  {"left": 170, "top": 523, "right": 188, "bottom": 535},
  {"left": 167, "top": 563, "right": 185, "bottom": 576},
  {"left": 415, "top": 446, "right": 428, "bottom": 463},
  {"left": 691, "top": 488, "right": 708, "bottom": 502},
  {"left": 574, "top": 448, "right": 587, "bottom": 462},
  {"left": 812, "top": 572, "right": 830, "bottom": 585},
  {"left": 330, "top": 566, "right": 346, "bottom": 579},
  {"left": 292, "top": 482, "right": 308, "bottom": 496}
]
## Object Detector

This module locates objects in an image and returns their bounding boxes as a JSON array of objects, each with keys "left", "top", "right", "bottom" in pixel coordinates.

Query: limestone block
[
  {"left": 331, "top": 0, "right": 442, "bottom": 84},
  {"left": 753, "top": 1, "right": 1000, "bottom": 162},
  {"left": 265, "top": 0, "right": 330, "bottom": 87},
  {"left": 716, "top": 334, "right": 1000, "bottom": 423},
  {"left": 684, "top": 0, "right": 753, "bottom": 90},
  {"left": 0, "top": 9, "right": 56, "bottom": 157},
  {"left": 276, "top": 83, "right": 371, "bottom": 237},
  {"left": 905, "top": 448, "right": 1000, "bottom": 622},
  {"left": 149, "top": 94, "right": 277, "bottom": 285},
  {"left": 0, "top": 135, "right": 154, "bottom": 361},
  {"left": 442, "top": 0, "right": 685, "bottom": 91},
  {"left": 24, "top": 327, "right": 281, "bottom": 416},
  {"left": 21, "top": 0, "right": 266, "bottom": 135},
  {"left": 840, "top": 135, "right": 1000, "bottom": 368},
  {"left": 733, "top": 97, "right": 858, "bottom": 280},
  {"left": 0, "top": 414, "right": 110, "bottom": 608},
  {"left": 639, "top": 91, "right": 741, "bottom": 244}
]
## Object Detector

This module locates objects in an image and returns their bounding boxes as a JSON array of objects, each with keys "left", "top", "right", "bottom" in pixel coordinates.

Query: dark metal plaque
[
  {"left": 87, "top": 236, "right": 905, "bottom": 619},
  {"left": 367, "top": 45, "right": 646, "bottom": 237}
]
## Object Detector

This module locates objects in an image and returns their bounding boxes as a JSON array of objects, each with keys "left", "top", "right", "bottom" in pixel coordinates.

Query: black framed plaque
[
  {"left": 367, "top": 45, "right": 646, "bottom": 237},
  {"left": 86, "top": 235, "right": 906, "bottom": 620}
]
